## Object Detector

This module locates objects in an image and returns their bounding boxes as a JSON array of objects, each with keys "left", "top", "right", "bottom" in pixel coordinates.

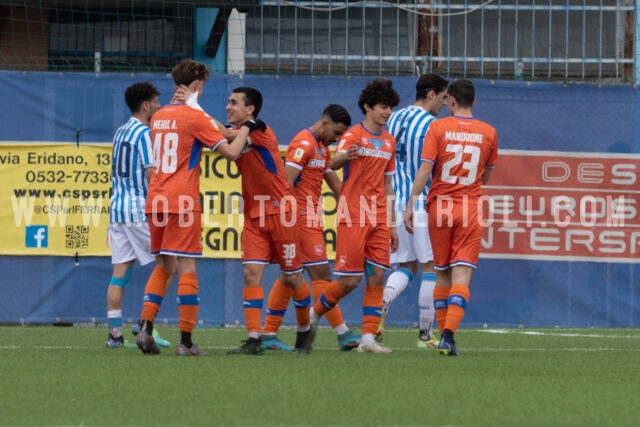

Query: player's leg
[
  {"left": 383, "top": 208, "right": 419, "bottom": 309},
  {"left": 127, "top": 222, "right": 172, "bottom": 348},
  {"left": 267, "top": 216, "right": 313, "bottom": 353},
  {"left": 302, "top": 221, "right": 360, "bottom": 350},
  {"left": 357, "top": 226, "right": 392, "bottom": 354},
  {"left": 414, "top": 210, "right": 438, "bottom": 347},
  {"left": 106, "top": 261, "right": 133, "bottom": 348},
  {"left": 437, "top": 203, "right": 481, "bottom": 356},
  {"left": 307, "top": 263, "right": 360, "bottom": 351},
  {"left": 175, "top": 254, "right": 207, "bottom": 356},
  {"left": 428, "top": 202, "right": 454, "bottom": 337},
  {"left": 378, "top": 260, "right": 416, "bottom": 342},
  {"left": 310, "top": 224, "right": 366, "bottom": 324},
  {"left": 228, "top": 218, "right": 268, "bottom": 355},
  {"left": 417, "top": 262, "right": 438, "bottom": 348},
  {"left": 171, "top": 211, "right": 207, "bottom": 356},
  {"left": 106, "top": 224, "right": 137, "bottom": 348},
  {"left": 262, "top": 279, "right": 294, "bottom": 351}
]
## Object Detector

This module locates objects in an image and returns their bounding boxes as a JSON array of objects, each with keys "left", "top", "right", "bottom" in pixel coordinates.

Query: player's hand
[
  {"left": 345, "top": 144, "right": 359, "bottom": 160},
  {"left": 404, "top": 208, "right": 414, "bottom": 234},
  {"left": 390, "top": 227, "right": 399, "bottom": 253},
  {"left": 172, "top": 84, "right": 194, "bottom": 103},
  {"left": 241, "top": 119, "right": 267, "bottom": 132}
]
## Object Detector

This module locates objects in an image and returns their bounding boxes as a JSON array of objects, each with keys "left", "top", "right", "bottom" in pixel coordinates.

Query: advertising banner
[
  {"left": 4, "top": 144, "right": 638, "bottom": 262},
  {"left": 1, "top": 143, "right": 341, "bottom": 258},
  {"left": 482, "top": 149, "right": 640, "bottom": 263}
]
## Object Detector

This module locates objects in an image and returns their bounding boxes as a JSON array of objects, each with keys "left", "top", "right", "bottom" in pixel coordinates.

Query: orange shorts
[
  {"left": 298, "top": 221, "right": 328, "bottom": 266},
  {"left": 428, "top": 198, "right": 482, "bottom": 270},
  {"left": 147, "top": 211, "right": 203, "bottom": 257},
  {"left": 333, "top": 222, "right": 391, "bottom": 276},
  {"left": 241, "top": 214, "right": 303, "bottom": 273}
]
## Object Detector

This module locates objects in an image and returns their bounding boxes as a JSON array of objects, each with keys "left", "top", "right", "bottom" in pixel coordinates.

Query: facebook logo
[{"left": 26, "top": 225, "right": 48, "bottom": 248}]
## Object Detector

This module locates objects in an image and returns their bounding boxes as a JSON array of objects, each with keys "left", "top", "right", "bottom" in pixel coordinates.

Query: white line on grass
[{"left": 478, "top": 328, "right": 640, "bottom": 339}]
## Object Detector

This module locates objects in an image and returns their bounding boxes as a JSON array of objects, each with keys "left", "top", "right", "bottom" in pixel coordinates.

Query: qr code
[{"left": 66, "top": 225, "right": 89, "bottom": 249}]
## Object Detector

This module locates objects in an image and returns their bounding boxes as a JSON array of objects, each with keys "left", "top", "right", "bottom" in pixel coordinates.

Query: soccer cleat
[
  {"left": 124, "top": 339, "right": 138, "bottom": 349},
  {"left": 337, "top": 329, "right": 361, "bottom": 351},
  {"left": 357, "top": 339, "right": 392, "bottom": 354},
  {"left": 417, "top": 336, "right": 440, "bottom": 349},
  {"left": 176, "top": 343, "right": 208, "bottom": 356},
  {"left": 375, "top": 306, "right": 388, "bottom": 343},
  {"left": 262, "top": 335, "right": 294, "bottom": 351},
  {"left": 152, "top": 329, "right": 171, "bottom": 348},
  {"left": 437, "top": 330, "right": 458, "bottom": 356},
  {"left": 106, "top": 334, "right": 124, "bottom": 348},
  {"left": 136, "top": 330, "right": 161, "bottom": 355},
  {"left": 131, "top": 322, "right": 141, "bottom": 336},
  {"left": 227, "top": 337, "right": 265, "bottom": 355},
  {"left": 305, "top": 312, "right": 319, "bottom": 351},
  {"left": 293, "top": 329, "right": 313, "bottom": 354}
]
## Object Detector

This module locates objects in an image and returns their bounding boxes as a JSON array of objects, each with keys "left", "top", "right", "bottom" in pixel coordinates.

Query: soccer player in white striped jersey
[
  {"left": 377, "top": 74, "right": 449, "bottom": 348},
  {"left": 106, "top": 82, "right": 175, "bottom": 349}
]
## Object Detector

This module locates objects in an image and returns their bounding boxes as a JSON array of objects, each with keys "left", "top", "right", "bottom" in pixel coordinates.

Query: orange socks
[
  {"left": 140, "top": 266, "right": 170, "bottom": 322},
  {"left": 362, "top": 286, "right": 383, "bottom": 335},
  {"left": 243, "top": 286, "right": 264, "bottom": 334},
  {"left": 433, "top": 286, "right": 450, "bottom": 335},
  {"left": 313, "top": 280, "right": 348, "bottom": 317},
  {"left": 177, "top": 273, "right": 199, "bottom": 333},
  {"left": 443, "top": 284, "right": 470, "bottom": 334},
  {"left": 312, "top": 280, "right": 346, "bottom": 329},
  {"left": 291, "top": 281, "right": 311, "bottom": 328},
  {"left": 263, "top": 280, "right": 292, "bottom": 335}
]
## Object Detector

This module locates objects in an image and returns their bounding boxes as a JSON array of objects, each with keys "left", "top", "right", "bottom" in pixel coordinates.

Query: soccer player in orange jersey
[
  {"left": 261, "top": 104, "right": 362, "bottom": 352},
  {"left": 225, "top": 86, "right": 314, "bottom": 355},
  {"left": 405, "top": 78, "right": 498, "bottom": 356},
  {"left": 308, "top": 79, "right": 400, "bottom": 354},
  {"left": 136, "top": 60, "right": 252, "bottom": 356}
]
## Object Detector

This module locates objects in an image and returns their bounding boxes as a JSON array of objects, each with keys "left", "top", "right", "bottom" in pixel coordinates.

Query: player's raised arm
[{"left": 215, "top": 122, "right": 254, "bottom": 161}]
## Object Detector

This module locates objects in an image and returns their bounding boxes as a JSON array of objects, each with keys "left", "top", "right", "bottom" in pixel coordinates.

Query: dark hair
[
  {"left": 357, "top": 79, "right": 400, "bottom": 115},
  {"left": 415, "top": 74, "right": 449, "bottom": 101},
  {"left": 171, "top": 59, "right": 211, "bottom": 86},
  {"left": 322, "top": 104, "right": 351, "bottom": 127},
  {"left": 232, "top": 86, "right": 263, "bottom": 118},
  {"left": 447, "top": 78, "right": 475, "bottom": 108},
  {"left": 124, "top": 82, "right": 160, "bottom": 114}
]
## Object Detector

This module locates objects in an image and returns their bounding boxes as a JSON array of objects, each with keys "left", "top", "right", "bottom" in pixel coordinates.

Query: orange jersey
[
  {"left": 146, "top": 104, "right": 226, "bottom": 214},
  {"left": 285, "top": 128, "right": 331, "bottom": 220},
  {"left": 421, "top": 116, "right": 498, "bottom": 207},
  {"left": 235, "top": 126, "right": 294, "bottom": 219},
  {"left": 335, "top": 123, "right": 396, "bottom": 225}
]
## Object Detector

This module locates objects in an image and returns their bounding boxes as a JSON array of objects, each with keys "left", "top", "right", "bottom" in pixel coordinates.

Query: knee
[{"left": 281, "top": 272, "right": 303, "bottom": 289}]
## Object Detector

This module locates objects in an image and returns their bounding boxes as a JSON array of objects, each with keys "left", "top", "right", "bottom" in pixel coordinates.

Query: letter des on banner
[{"left": 481, "top": 149, "right": 640, "bottom": 263}]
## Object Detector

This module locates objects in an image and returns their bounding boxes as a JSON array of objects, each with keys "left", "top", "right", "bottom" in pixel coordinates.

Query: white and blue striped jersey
[
  {"left": 387, "top": 105, "right": 435, "bottom": 211},
  {"left": 109, "top": 117, "right": 154, "bottom": 223}
]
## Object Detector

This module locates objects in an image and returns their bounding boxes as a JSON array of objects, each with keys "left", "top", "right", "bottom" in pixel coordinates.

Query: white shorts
[
  {"left": 390, "top": 209, "right": 433, "bottom": 264},
  {"left": 108, "top": 222, "right": 154, "bottom": 266}
]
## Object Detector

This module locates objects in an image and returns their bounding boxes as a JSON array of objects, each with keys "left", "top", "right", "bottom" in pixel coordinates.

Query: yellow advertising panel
[{"left": 1, "top": 143, "right": 339, "bottom": 258}]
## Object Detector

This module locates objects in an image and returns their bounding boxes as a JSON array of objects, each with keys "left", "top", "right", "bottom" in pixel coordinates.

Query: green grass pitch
[{"left": 1, "top": 326, "right": 638, "bottom": 426}]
